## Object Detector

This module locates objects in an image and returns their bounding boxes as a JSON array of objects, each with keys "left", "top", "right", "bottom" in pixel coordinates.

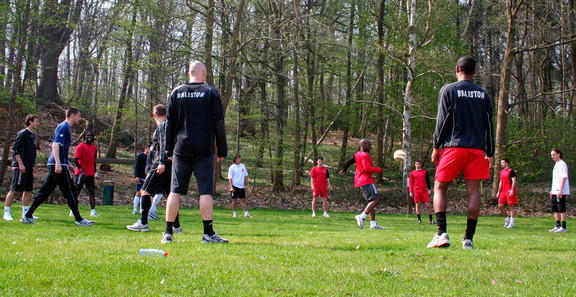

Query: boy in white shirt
[
  {"left": 228, "top": 154, "right": 251, "bottom": 218},
  {"left": 550, "top": 148, "right": 569, "bottom": 233}
]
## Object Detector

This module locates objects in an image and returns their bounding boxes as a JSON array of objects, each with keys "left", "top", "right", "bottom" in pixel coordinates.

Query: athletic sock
[
  {"left": 22, "top": 206, "right": 28, "bottom": 217},
  {"left": 435, "top": 212, "right": 447, "bottom": 235},
  {"left": 165, "top": 221, "right": 174, "bottom": 235},
  {"left": 510, "top": 217, "right": 515, "bottom": 224},
  {"left": 562, "top": 221, "right": 567, "bottom": 229},
  {"left": 244, "top": 211, "right": 249, "bottom": 216},
  {"left": 556, "top": 220, "right": 561, "bottom": 227},
  {"left": 417, "top": 214, "right": 421, "bottom": 221},
  {"left": 151, "top": 194, "right": 163, "bottom": 212},
  {"left": 174, "top": 213, "right": 180, "bottom": 228},
  {"left": 203, "top": 220, "right": 215, "bottom": 236},
  {"left": 428, "top": 215, "right": 433, "bottom": 221},
  {"left": 141, "top": 195, "right": 151, "bottom": 225},
  {"left": 359, "top": 213, "right": 367, "bottom": 220},
  {"left": 370, "top": 220, "right": 377, "bottom": 227},
  {"left": 464, "top": 219, "right": 478, "bottom": 240},
  {"left": 133, "top": 196, "right": 140, "bottom": 211},
  {"left": 4, "top": 206, "right": 10, "bottom": 215}
]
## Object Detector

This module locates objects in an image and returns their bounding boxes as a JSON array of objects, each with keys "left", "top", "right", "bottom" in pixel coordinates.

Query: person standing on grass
[
  {"left": 22, "top": 107, "right": 94, "bottom": 226},
  {"left": 409, "top": 160, "right": 435, "bottom": 224},
  {"left": 496, "top": 158, "right": 518, "bottom": 229},
  {"left": 126, "top": 104, "right": 182, "bottom": 233},
  {"left": 132, "top": 145, "right": 149, "bottom": 214},
  {"left": 228, "top": 154, "right": 252, "bottom": 218},
  {"left": 310, "top": 156, "right": 331, "bottom": 218},
  {"left": 339, "top": 139, "right": 385, "bottom": 230},
  {"left": 549, "top": 148, "right": 569, "bottom": 233},
  {"left": 427, "top": 56, "right": 494, "bottom": 250},
  {"left": 73, "top": 131, "right": 99, "bottom": 218},
  {"left": 3, "top": 114, "right": 39, "bottom": 221},
  {"left": 163, "top": 60, "right": 228, "bottom": 244}
]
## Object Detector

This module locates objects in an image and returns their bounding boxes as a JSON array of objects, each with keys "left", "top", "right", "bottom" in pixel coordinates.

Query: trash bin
[{"left": 103, "top": 180, "right": 114, "bottom": 205}]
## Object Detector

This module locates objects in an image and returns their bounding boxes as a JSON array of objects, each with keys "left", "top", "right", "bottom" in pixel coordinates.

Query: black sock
[
  {"left": 203, "top": 220, "right": 215, "bottom": 236},
  {"left": 429, "top": 215, "right": 433, "bottom": 221},
  {"left": 556, "top": 220, "right": 561, "bottom": 227},
  {"left": 141, "top": 195, "right": 151, "bottom": 225},
  {"left": 417, "top": 214, "right": 421, "bottom": 221},
  {"left": 465, "top": 219, "right": 478, "bottom": 240},
  {"left": 435, "top": 212, "right": 447, "bottom": 235},
  {"left": 562, "top": 221, "right": 567, "bottom": 229},
  {"left": 174, "top": 213, "right": 180, "bottom": 228},
  {"left": 165, "top": 221, "right": 174, "bottom": 235}
]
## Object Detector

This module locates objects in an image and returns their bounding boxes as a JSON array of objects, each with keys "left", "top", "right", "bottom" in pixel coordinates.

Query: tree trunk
[
  {"left": 375, "top": 0, "right": 386, "bottom": 184},
  {"left": 291, "top": 0, "right": 302, "bottom": 186},
  {"left": 338, "top": 0, "right": 356, "bottom": 167}
]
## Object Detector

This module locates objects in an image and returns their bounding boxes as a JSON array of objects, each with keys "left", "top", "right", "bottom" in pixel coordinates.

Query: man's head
[
  {"left": 415, "top": 160, "right": 423, "bottom": 170},
  {"left": 153, "top": 104, "right": 167, "bottom": 121},
  {"left": 456, "top": 56, "right": 477, "bottom": 78},
  {"left": 551, "top": 148, "right": 563, "bottom": 161},
  {"left": 500, "top": 158, "right": 510, "bottom": 169},
  {"left": 66, "top": 107, "right": 82, "bottom": 125},
  {"left": 316, "top": 156, "right": 324, "bottom": 166},
  {"left": 25, "top": 114, "right": 39, "bottom": 129},
  {"left": 85, "top": 131, "right": 95, "bottom": 144},
  {"left": 188, "top": 60, "right": 207, "bottom": 83},
  {"left": 360, "top": 139, "right": 371, "bottom": 152}
]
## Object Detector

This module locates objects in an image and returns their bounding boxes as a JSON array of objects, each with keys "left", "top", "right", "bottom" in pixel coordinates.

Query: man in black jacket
[
  {"left": 427, "top": 56, "right": 494, "bottom": 250},
  {"left": 163, "top": 60, "right": 228, "bottom": 244}
]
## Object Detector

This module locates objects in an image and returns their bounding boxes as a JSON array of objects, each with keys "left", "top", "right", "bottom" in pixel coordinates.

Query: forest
[{"left": 1, "top": 0, "right": 575, "bottom": 201}]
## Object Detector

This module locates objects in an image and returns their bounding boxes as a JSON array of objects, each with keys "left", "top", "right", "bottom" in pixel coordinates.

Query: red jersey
[
  {"left": 499, "top": 167, "right": 517, "bottom": 196},
  {"left": 354, "top": 151, "right": 382, "bottom": 187},
  {"left": 310, "top": 166, "right": 330, "bottom": 190},
  {"left": 409, "top": 169, "right": 430, "bottom": 194},
  {"left": 74, "top": 142, "right": 97, "bottom": 176}
]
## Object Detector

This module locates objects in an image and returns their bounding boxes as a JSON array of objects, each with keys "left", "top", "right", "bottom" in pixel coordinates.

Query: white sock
[
  {"left": 22, "top": 206, "right": 29, "bottom": 215},
  {"left": 244, "top": 211, "right": 249, "bottom": 215},
  {"left": 151, "top": 194, "right": 163, "bottom": 212},
  {"left": 91, "top": 209, "right": 96, "bottom": 214},
  {"left": 233, "top": 211, "right": 238, "bottom": 215},
  {"left": 371, "top": 221, "right": 377, "bottom": 226},
  {"left": 359, "top": 213, "right": 367, "bottom": 220},
  {"left": 4, "top": 206, "right": 10, "bottom": 213},
  {"left": 510, "top": 218, "right": 515, "bottom": 223},
  {"left": 133, "top": 196, "right": 140, "bottom": 210}
]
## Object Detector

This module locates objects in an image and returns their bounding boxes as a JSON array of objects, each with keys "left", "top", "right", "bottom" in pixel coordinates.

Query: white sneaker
[
  {"left": 172, "top": 226, "right": 183, "bottom": 234},
  {"left": 233, "top": 212, "right": 238, "bottom": 218},
  {"left": 554, "top": 227, "right": 568, "bottom": 233},
  {"left": 312, "top": 212, "right": 316, "bottom": 217},
  {"left": 370, "top": 224, "right": 385, "bottom": 230},
  {"left": 90, "top": 213, "right": 99, "bottom": 217},
  {"left": 427, "top": 233, "right": 450, "bottom": 248},
  {"left": 355, "top": 215, "right": 364, "bottom": 229},
  {"left": 3, "top": 212, "right": 14, "bottom": 221},
  {"left": 148, "top": 211, "right": 159, "bottom": 220},
  {"left": 244, "top": 213, "right": 252, "bottom": 218},
  {"left": 20, "top": 217, "right": 35, "bottom": 224},
  {"left": 161, "top": 232, "right": 173, "bottom": 244},
  {"left": 126, "top": 220, "right": 149, "bottom": 232},
  {"left": 462, "top": 239, "right": 474, "bottom": 249},
  {"left": 75, "top": 218, "right": 94, "bottom": 226},
  {"left": 506, "top": 222, "right": 515, "bottom": 229},
  {"left": 132, "top": 209, "right": 138, "bottom": 215},
  {"left": 323, "top": 213, "right": 330, "bottom": 218},
  {"left": 549, "top": 226, "right": 560, "bottom": 232},
  {"left": 201, "top": 233, "right": 229, "bottom": 244},
  {"left": 503, "top": 217, "right": 510, "bottom": 228}
]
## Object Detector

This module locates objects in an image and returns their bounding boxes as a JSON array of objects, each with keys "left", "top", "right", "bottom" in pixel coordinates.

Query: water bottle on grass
[{"left": 139, "top": 249, "right": 168, "bottom": 257}]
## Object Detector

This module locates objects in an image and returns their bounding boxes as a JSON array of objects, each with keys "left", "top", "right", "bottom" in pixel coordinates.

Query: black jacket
[{"left": 146, "top": 120, "right": 169, "bottom": 174}]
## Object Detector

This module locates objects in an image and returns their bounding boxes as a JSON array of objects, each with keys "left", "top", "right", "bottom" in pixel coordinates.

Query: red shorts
[
  {"left": 435, "top": 148, "right": 490, "bottom": 182},
  {"left": 498, "top": 192, "right": 518, "bottom": 205},
  {"left": 313, "top": 189, "right": 328, "bottom": 198},
  {"left": 413, "top": 192, "right": 430, "bottom": 203}
]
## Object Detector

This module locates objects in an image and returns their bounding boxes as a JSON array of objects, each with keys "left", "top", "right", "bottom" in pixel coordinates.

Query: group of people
[{"left": 2, "top": 57, "right": 570, "bottom": 248}]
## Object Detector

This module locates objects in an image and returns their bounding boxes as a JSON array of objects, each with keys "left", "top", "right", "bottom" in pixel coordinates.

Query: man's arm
[
  {"left": 12, "top": 131, "right": 26, "bottom": 173},
  {"left": 52, "top": 142, "right": 62, "bottom": 173},
  {"left": 340, "top": 156, "right": 356, "bottom": 175},
  {"left": 360, "top": 155, "right": 382, "bottom": 174},
  {"left": 211, "top": 88, "right": 228, "bottom": 159},
  {"left": 433, "top": 86, "right": 451, "bottom": 150},
  {"left": 165, "top": 90, "right": 176, "bottom": 157},
  {"left": 409, "top": 173, "right": 414, "bottom": 195},
  {"left": 485, "top": 94, "right": 495, "bottom": 158}
]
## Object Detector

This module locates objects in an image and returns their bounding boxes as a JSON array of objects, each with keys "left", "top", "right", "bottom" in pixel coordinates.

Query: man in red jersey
[
  {"left": 310, "top": 156, "right": 331, "bottom": 218},
  {"left": 74, "top": 131, "right": 99, "bottom": 217},
  {"left": 409, "top": 160, "right": 435, "bottom": 224},
  {"left": 496, "top": 158, "right": 517, "bottom": 229},
  {"left": 340, "top": 139, "right": 385, "bottom": 230}
]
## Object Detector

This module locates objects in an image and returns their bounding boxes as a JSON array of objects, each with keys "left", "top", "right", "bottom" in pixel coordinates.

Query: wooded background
[{"left": 1, "top": 0, "right": 575, "bottom": 199}]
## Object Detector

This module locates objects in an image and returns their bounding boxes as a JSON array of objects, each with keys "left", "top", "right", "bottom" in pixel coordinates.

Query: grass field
[{"left": 0, "top": 204, "right": 574, "bottom": 296}]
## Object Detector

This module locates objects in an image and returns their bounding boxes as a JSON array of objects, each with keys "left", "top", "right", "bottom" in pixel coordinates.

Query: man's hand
[
  {"left": 18, "top": 163, "right": 26, "bottom": 174},
  {"left": 95, "top": 171, "right": 99, "bottom": 180},
  {"left": 55, "top": 163, "right": 62, "bottom": 174},
  {"left": 409, "top": 192, "right": 414, "bottom": 197},
  {"left": 432, "top": 148, "right": 441, "bottom": 166},
  {"left": 486, "top": 157, "right": 494, "bottom": 168},
  {"left": 230, "top": 187, "right": 235, "bottom": 192},
  {"left": 508, "top": 190, "right": 514, "bottom": 197},
  {"left": 156, "top": 164, "right": 165, "bottom": 174},
  {"left": 217, "top": 157, "right": 225, "bottom": 162},
  {"left": 339, "top": 170, "right": 346, "bottom": 176}
]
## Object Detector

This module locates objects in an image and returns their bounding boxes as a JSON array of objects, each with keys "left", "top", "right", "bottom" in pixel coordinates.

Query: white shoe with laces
[
  {"left": 554, "top": 227, "right": 568, "bottom": 233},
  {"left": 126, "top": 220, "right": 149, "bottom": 232},
  {"left": 427, "top": 233, "right": 450, "bottom": 248},
  {"left": 549, "top": 226, "right": 560, "bottom": 232},
  {"left": 3, "top": 212, "right": 14, "bottom": 221},
  {"left": 75, "top": 218, "right": 94, "bottom": 226},
  {"left": 503, "top": 217, "right": 510, "bottom": 228},
  {"left": 323, "top": 213, "right": 330, "bottom": 218}
]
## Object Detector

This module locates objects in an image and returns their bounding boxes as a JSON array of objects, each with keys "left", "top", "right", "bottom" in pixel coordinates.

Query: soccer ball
[{"left": 393, "top": 150, "right": 406, "bottom": 162}]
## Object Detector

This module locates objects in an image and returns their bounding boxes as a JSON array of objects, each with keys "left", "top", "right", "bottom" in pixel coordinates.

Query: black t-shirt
[{"left": 12, "top": 128, "right": 36, "bottom": 168}]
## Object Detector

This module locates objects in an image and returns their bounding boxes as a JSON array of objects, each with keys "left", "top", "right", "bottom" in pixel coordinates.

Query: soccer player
[
  {"left": 22, "top": 107, "right": 94, "bottom": 226},
  {"left": 409, "top": 160, "right": 435, "bottom": 224},
  {"left": 310, "top": 156, "right": 331, "bottom": 218},
  {"left": 340, "top": 139, "right": 385, "bottom": 230},
  {"left": 3, "top": 115, "right": 39, "bottom": 221},
  {"left": 126, "top": 104, "right": 181, "bottom": 233},
  {"left": 163, "top": 60, "right": 228, "bottom": 244},
  {"left": 73, "top": 131, "right": 99, "bottom": 217},
  {"left": 228, "top": 154, "right": 252, "bottom": 218},
  {"left": 132, "top": 145, "right": 149, "bottom": 214},
  {"left": 496, "top": 158, "right": 517, "bottom": 229},
  {"left": 549, "top": 148, "right": 569, "bottom": 233},
  {"left": 427, "top": 56, "right": 494, "bottom": 249}
]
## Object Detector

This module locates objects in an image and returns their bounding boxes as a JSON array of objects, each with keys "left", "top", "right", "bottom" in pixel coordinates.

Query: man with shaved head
[
  {"left": 163, "top": 60, "right": 228, "bottom": 244},
  {"left": 339, "top": 139, "right": 385, "bottom": 230}
]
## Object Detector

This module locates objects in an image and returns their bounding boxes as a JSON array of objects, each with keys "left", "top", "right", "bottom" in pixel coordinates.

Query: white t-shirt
[
  {"left": 228, "top": 163, "right": 248, "bottom": 188},
  {"left": 552, "top": 160, "right": 570, "bottom": 195}
]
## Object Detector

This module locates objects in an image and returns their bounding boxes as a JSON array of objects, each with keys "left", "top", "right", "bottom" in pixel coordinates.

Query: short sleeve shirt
[
  {"left": 310, "top": 166, "right": 330, "bottom": 190},
  {"left": 74, "top": 142, "right": 97, "bottom": 176},
  {"left": 228, "top": 164, "right": 248, "bottom": 188},
  {"left": 47, "top": 121, "right": 72, "bottom": 166},
  {"left": 552, "top": 160, "right": 570, "bottom": 195}
]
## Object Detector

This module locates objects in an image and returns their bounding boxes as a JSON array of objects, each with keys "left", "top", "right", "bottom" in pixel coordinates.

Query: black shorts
[
  {"left": 136, "top": 178, "right": 145, "bottom": 191},
  {"left": 10, "top": 167, "right": 34, "bottom": 192},
  {"left": 231, "top": 186, "right": 246, "bottom": 199},
  {"left": 75, "top": 175, "right": 95, "bottom": 190},
  {"left": 171, "top": 155, "right": 214, "bottom": 195},
  {"left": 360, "top": 184, "right": 380, "bottom": 201},
  {"left": 142, "top": 162, "right": 172, "bottom": 197},
  {"left": 551, "top": 195, "right": 567, "bottom": 213}
]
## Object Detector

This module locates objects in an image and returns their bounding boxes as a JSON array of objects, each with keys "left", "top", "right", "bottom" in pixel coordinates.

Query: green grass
[{"left": 1, "top": 205, "right": 574, "bottom": 296}]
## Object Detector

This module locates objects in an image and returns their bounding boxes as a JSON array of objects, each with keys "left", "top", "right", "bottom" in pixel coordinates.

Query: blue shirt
[{"left": 47, "top": 121, "right": 72, "bottom": 166}]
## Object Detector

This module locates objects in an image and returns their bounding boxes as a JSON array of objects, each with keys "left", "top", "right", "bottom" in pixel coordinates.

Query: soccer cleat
[
  {"left": 549, "top": 226, "right": 560, "bottom": 232},
  {"left": 370, "top": 224, "right": 385, "bottom": 230},
  {"left": 427, "top": 233, "right": 450, "bottom": 248},
  {"left": 506, "top": 222, "right": 515, "bottom": 229},
  {"left": 75, "top": 218, "right": 94, "bottom": 226},
  {"left": 323, "top": 213, "right": 330, "bottom": 218},
  {"left": 462, "top": 239, "right": 474, "bottom": 249},
  {"left": 90, "top": 213, "right": 99, "bottom": 218},
  {"left": 161, "top": 232, "right": 173, "bottom": 244},
  {"left": 312, "top": 213, "right": 316, "bottom": 217},
  {"left": 3, "top": 212, "right": 14, "bottom": 221},
  {"left": 148, "top": 211, "right": 159, "bottom": 220},
  {"left": 202, "top": 233, "right": 229, "bottom": 244},
  {"left": 418, "top": 219, "right": 422, "bottom": 223},
  {"left": 126, "top": 220, "right": 149, "bottom": 232},
  {"left": 430, "top": 220, "right": 436, "bottom": 224},
  {"left": 172, "top": 226, "right": 183, "bottom": 234},
  {"left": 554, "top": 227, "right": 568, "bottom": 233},
  {"left": 20, "top": 217, "right": 35, "bottom": 224},
  {"left": 244, "top": 213, "right": 253, "bottom": 218},
  {"left": 503, "top": 217, "right": 510, "bottom": 228},
  {"left": 355, "top": 215, "right": 365, "bottom": 229}
]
